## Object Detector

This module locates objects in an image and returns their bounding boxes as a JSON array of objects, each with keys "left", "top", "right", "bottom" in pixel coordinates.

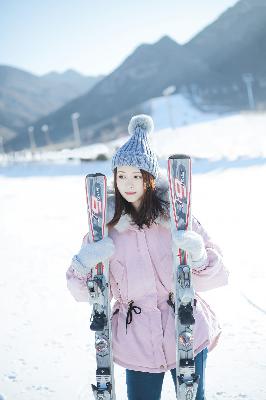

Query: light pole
[
  {"left": 242, "top": 73, "right": 256, "bottom": 110},
  {"left": 71, "top": 112, "right": 81, "bottom": 147},
  {"left": 28, "top": 126, "right": 36, "bottom": 153},
  {"left": 41, "top": 124, "right": 52, "bottom": 146},
  {"left": 162, "top": 85, "right": 176, "bottom": 130},
  {"left": 0, "top": 136, "right": 5, "bottom": 154}
]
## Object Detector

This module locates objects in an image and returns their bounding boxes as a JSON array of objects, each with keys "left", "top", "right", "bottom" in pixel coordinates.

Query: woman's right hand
[{"left": 71, "top": 236, "right": 115, "bottom": 277}]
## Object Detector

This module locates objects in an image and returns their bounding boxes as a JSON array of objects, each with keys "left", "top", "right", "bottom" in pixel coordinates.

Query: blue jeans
[{"left": 126, "top": 348, "right": 208, "bottom": 400}]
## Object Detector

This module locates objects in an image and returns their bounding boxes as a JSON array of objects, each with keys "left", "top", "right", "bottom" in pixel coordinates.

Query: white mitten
[
  {"left": 172, "top": 230, "right": 207, "bottom": 269},
  {"left": 72, "top": 237, "right": 115, "bottom": 277}
]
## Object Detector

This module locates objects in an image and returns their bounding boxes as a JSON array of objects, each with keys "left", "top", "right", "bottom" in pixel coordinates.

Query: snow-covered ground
[{"left": 0, "top": 112, "right": 266, "bottom": 400}]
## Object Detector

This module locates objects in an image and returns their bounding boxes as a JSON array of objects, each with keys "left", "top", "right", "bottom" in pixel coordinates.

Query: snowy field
[{"left": 1, "top": 112, "right": 266, "bottom": 400}]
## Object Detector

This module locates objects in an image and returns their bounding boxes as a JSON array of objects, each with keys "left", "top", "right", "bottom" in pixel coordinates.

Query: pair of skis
[{"left": 84, "top": 154, "right": 198, "bottom": 400}]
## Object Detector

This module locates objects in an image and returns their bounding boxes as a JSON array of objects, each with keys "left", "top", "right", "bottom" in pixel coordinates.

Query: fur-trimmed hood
[{"left": 106, "top": 169, "right": 171, "bottom": 232}]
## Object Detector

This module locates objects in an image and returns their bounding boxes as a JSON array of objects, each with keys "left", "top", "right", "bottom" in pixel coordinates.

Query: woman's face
[{"left": 116, "top": 165, "right": 144, "bottom": 210}]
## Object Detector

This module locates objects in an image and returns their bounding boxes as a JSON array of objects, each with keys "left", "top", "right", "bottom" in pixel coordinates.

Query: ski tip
[
  {"left": 85, "top": 173, "right": 106, "bottom": 179},
  {"left": 168, "top": 154, "right": 191, "bottom": 160}
]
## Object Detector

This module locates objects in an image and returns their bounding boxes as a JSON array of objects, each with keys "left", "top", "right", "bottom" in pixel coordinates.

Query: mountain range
[
  {"left": 4, "top": 0, "right": 266, "bottom": 152},
  {"left": 186, "top": 0, "right": 266, "bottom": 79},
  {"left": 0, "top": 66, "right": 103, "bottom": 142}
]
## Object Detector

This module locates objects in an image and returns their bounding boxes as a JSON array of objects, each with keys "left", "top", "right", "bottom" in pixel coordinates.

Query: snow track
[{"left": 240, "top": 292, "right": 266, "bottom": 315}]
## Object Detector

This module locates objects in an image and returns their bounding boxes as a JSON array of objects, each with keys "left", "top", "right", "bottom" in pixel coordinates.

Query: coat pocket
[
  {"left": 110, "top": 259, "right": 127, "bottom": 300},
  {"left": 162, "top": 307, "right": 176, "bottom": 365}
]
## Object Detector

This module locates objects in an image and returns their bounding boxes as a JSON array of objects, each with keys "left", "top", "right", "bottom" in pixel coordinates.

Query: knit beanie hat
[{"left": 111, "top": 114, "right": 159, "bottom": 178}]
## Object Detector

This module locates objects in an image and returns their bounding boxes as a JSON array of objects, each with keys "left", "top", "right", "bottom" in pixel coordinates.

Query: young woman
[{"left": 66, "top": 115, "right": 229, "bottom": 400}]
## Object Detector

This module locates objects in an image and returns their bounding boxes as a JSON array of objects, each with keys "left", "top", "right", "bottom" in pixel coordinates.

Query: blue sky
[{"left": 1, "top": 0, "right": 238, "bottom": 76}]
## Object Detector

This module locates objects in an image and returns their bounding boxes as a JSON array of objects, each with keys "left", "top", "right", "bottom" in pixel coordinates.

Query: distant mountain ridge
[
  {"left": 0, "top": 65, "right": 103, "bottom": 141},
  {"left": 5, "top": 0, "right": 266, "bottom": 151},
  {"left": 41, "top": 69, "right": 103, "bottom": 91},
  {"left": 185, "top": 0, "right": 266, "bottom": 79}
]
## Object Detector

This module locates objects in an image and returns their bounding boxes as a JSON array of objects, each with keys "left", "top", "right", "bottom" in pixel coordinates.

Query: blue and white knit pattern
[{"left": 111, "top": 114, "right": 159, "bottom": 178}]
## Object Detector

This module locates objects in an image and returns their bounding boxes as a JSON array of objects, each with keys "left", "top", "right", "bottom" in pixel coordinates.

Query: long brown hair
[{"left": 107, "top": 168, "right": 169, "bottom": 229}]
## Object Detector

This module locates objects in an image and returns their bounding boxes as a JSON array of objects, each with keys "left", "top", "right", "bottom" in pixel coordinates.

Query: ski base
[
  {"left": 177, "top": 376, "right": 199, "bottom": 400},
  {"left": 92, "top": 385, "right": 112, "bottom": 400},
  {"left": 91, "top": 367, "right": 112, "bottom": 399}
]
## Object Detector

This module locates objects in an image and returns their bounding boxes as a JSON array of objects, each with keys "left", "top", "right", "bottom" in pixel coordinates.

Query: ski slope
[
  {"left": 0, "top": 111, "right": 266, "bottom": 400},
  {"left": 147, "top": 93, "right": 219, "bottom": 130},
  {"left": 2, "top": 97, "right": 266, "bottom": 164}
]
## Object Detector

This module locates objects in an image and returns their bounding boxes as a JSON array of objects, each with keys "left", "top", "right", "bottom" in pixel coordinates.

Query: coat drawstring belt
[{"left": 126, "top": 300, "right": 141, "bottom": 334}]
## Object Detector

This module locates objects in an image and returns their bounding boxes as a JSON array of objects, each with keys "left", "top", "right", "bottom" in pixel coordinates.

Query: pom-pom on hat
[{"left": 111, "top": 114, "right": 159, "bottom": 178}]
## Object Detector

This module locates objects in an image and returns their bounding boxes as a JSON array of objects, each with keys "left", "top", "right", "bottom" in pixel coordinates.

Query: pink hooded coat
[{"left": 66, "top": 176, "right": 229, "bottom": 373}]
